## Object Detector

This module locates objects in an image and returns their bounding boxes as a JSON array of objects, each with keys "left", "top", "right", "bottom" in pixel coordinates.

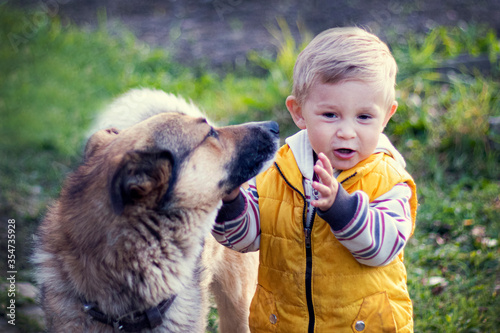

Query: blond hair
[{"left": 292, "top": 27, "right": 397, "bottom": 110}]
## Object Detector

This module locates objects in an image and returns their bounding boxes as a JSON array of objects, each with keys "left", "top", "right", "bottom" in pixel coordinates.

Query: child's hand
[{"left": 311, "top": 153, "right": 339, "bottom": 211}]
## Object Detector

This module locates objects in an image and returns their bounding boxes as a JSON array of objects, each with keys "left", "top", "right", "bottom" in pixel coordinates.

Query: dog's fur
[{"left": 33, "top": 89, "right": 279, "bottom": 332}]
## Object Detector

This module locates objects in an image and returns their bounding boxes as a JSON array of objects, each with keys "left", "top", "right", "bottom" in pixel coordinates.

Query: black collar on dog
[{"left": 82, "top": 296, "right": 176, "bottom": 332}]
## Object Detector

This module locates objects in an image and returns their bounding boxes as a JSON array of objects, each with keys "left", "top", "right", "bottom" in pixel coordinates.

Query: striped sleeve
[
  {"left": 319, "top": 183, "right": 413, "bottom": 266},
  {"left": 211, "top": 182, "right": 261, "bottom": 252}
]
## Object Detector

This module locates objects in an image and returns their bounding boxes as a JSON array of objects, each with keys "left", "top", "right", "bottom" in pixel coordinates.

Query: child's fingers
[
  {"left": 310, "top": 198, "right": 324, "bottom": 209},
  {"left": 316, "top": 158, "right": 324, "bottom": 169},
  {"left": 311, "top": 195, "right": 332, "bottom": 210},
  {"left": 312, "top": 153, "right": 339, "bottom": 210},
  {"left": 312, "top": 180, "right": 331, "bottom": 198},
  {"left": 311, "top": 184, "right": 338, "bottom": 210},
  {"left": 314, "top": 161, "right": 333, "bottom": 186},
  {"left": 311, "top": 180, "right": 333, "bottom": 209},
  {"left": 317, "top": 152, "right": 333, "bottom": 175}
]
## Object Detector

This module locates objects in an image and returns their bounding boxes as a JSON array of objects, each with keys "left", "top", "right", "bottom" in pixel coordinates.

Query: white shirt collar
[{"left": 285, "top": 130, "right": 406, "bottom": 179}]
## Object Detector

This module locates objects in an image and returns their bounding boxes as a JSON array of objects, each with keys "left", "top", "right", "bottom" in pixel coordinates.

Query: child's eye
[
  {"left": 358, "top": 114, "right": 372, "bottom": 121},
  {"left": 322, "top": 112, "right": 337, "bottom": 119}
]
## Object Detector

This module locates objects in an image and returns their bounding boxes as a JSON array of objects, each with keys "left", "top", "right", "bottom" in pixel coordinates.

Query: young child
[{"left": 212, "top": 27, "right": 418, "bottom": 333}]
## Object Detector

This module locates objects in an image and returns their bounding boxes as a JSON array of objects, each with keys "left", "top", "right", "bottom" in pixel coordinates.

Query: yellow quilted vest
[{"left": 250, "top": 144, "right": 417, "bottom": 333}]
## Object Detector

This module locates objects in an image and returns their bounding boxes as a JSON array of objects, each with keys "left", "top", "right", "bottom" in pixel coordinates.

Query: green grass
[
  {"left": 0, "top": 4, "right": 499, "bottom": 332},
  {"left": 407, "top": 180, "right": 500, "bottom": 331}
]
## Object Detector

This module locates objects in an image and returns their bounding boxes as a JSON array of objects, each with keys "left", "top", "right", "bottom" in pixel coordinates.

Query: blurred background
[
  {"left": 1, "top": 0, "right": 499, "bottom": 332},
  {"left": 14, "top": 0, "right": 500, "bottom": 68}
]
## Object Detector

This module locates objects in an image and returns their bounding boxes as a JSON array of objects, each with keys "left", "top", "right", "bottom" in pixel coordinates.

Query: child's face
[{"left": 287, "top": 80, "right": 397, "bottom": 170}]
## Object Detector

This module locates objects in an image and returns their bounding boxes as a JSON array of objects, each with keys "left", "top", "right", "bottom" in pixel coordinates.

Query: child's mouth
[{"left": 334, "top": 148, "right": 355, "bottom": 159}]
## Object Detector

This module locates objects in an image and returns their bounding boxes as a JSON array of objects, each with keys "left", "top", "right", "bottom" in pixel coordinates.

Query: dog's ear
[
  {"left": 110, "top": 150, "right": 174, "bottom": 215},
  {"left": 84, "top": 128, "right": 121, "bottom": 161}
]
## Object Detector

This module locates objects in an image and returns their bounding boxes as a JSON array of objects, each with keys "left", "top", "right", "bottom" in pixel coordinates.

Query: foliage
[
  {"left": 0, "top": 4, "right": 498, "bottom": 332},
  {"left": 389, "top": 25, "right": 500, "bottom": 183}
]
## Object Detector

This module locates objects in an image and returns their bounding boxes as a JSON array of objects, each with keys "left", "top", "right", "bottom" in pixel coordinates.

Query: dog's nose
[{"left": 264, "top": 121, "right": 280, "bottom": 136}]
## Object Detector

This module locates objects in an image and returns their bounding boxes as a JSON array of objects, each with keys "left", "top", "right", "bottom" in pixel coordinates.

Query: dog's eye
[
  {"left": 106, "top": 128, "right": 120, "bottom": 135},
  {"left": 208, "top": 127, "right": 219, "bottom": 139}
]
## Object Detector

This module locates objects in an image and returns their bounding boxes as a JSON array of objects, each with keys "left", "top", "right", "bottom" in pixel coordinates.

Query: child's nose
[{"left": 336, "top": 123, "right": 356, "bottom": 139}]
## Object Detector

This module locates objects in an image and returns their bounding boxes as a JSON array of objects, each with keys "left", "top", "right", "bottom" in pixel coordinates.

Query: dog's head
[{"left": 83, "top": 112, "right": 279, "bottom": 216}]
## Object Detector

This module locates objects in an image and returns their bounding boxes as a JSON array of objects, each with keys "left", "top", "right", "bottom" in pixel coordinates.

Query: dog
[{"left": 33, "top": 89, "right": 280, "bottom": 332}]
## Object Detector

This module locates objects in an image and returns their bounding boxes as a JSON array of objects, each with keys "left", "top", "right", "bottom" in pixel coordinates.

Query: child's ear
[
  {"left": 286, "top": 95, "right": 307, "bottom": 129},
  {"left": 382, "top": 101, "right": 398, "bottom": 128}
]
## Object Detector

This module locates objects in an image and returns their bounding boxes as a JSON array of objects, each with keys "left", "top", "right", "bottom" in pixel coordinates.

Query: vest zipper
[
  {"left": 304, "top": 207, "right": 316, "bottom": 333},
  {"left": 304, "top": 227, "right": 312, "bottom": 248},
  {"left": 274, "top": 162, "right": 316, "bottom": 333}
]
